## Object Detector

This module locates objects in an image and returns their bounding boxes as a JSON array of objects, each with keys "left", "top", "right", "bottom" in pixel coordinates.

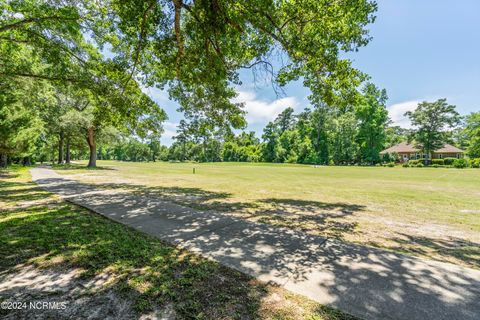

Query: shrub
[
  {"left": 453, "top": 158, "right": 468, "bottom": 168},
  {"left": 286, "top": 154, "right": 298, "bottom": 163},
  {"left": 444, "top": 157, "right": 457, "bottom": 165},
  {"left": 415, "top": 162, "right": 424, "bottom": 167},
  {"left": 402, "top": 163, "right": 410, "bottom": 168},
  {"left": 431, "top": 159, "right": 444, "bottom": 165},
  {"left": 408, "top": 160, "right": 419, "bottom": 165},
  {"left": 471, "top": 158, "right": 480, "bottom": 168},
  {"left": 382, "top": 152, "right": 391, "bottom": 162},
  {"left": 387, "top": 162, "right": 395, "bottom": 167}
]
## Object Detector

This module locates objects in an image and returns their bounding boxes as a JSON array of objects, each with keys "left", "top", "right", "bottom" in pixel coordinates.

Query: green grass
[
  {"left": 0, "top": 165, "right": 355, "bottom": 319},
  {"left": 56, "top": 161, "right": 480, "bottom": 269}
]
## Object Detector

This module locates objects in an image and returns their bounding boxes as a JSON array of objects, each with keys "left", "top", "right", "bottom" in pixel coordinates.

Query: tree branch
[
  {"left": 173, "top": 0, "right": 184, "bottom": 55},
  {"left": 0, "top": 71, "right": 86, "bottom": 84},
  {"left": 0, "top": 16, "right": 80, "bottom": 33},
  {"left": 122, "top": 0, "right": 157, "bottom": 91}
]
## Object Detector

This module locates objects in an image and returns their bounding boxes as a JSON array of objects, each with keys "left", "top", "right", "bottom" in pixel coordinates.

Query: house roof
[
  {"left": 380, "top": 142, "right": 465, "bottom": 154},
  {"left": 435, "top": 144, "right": 465, "bottom": 153},
  {"left": 380, "top": 142, "right": 417, "bottom": 154}
]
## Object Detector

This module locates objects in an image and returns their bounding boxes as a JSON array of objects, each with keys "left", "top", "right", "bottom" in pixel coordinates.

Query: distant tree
[
  {"left": 262, "top": 122, "right": 280, "bottom": 162},
  {"left": 310, "top": 106, "right": 331, "bottom": 165},
  {"left": 331, "top": 112, "right": 359, "bottom": 165},
  {"left": 385, "top": 126, "right": 412, "bottom": 147},
  {"left": 405, "top": 99, "right": 461, "bottom": 162},
  {"left": 261, "top": 108, "right": 300, "bottom": 163},
  {"left": 463, "top": 112, "right": 480, "bottom": 158},
  {"left": 147, "top": 133, "right": 162, "bottom": 162},
  {"left": 223, "top": 132, "right": 261, "bottom": 162},
  {"left": 355, "top": 83, "right": 389, "bottom": 164},
  {"left": 295, "top": 109, "right": 316, "bottom": 164},
  {"left": 274, "top": 107, "right": 297, "bottom": 134},
  {"left": 279, "top": 130, "right": 301, "bottom": 163},
  {"left": 173, "top": 120, "right": 191, "bottom": 161}
]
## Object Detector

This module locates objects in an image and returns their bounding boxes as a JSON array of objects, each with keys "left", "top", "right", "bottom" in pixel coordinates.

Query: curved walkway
[{"left": 31, "top": 167, "right": 480, "bottom": 320}]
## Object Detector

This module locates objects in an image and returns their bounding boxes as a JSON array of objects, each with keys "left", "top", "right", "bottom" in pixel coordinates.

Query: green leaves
[
  {"left": 355, "top": 83, "right": 389, "bottom": 163},
  {"left": 105, "top": 0, "right": 377, "bottom": 124},
  {"left": 405, "top": 99, "right": 461, "bottom": 155},
  {"left": 463, "top": 112, "right": 480, "bottom": 158},
  {"left": 0, "top": 76, "right": 45, "bottom": 157}
]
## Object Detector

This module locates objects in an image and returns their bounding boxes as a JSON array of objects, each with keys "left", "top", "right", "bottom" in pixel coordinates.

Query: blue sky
[{"left": 145, "top": 0, "right": 480, "bottom": 145}]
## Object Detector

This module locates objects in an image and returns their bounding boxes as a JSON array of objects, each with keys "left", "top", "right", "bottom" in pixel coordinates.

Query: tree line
[
  {"left": 29, "top": 93, "right": 479, "bottom": 167},
  {"left": 142, "top": 100, "right": 480, "bottom": 165}
]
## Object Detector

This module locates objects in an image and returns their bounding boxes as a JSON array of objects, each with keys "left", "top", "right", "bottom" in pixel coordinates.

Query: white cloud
[
  {"left": 234, "top": 91, "right": 300, "bottom": 124},
  {"left": 141, "top": 85, "right": 170, "bottom": 103},
  {"left": 387, "top": 100, "right": 419, "bottom": 128},
  {"left": 161, "top": 121, "right": 178, "bottom": 145},
  {"left": 159, "top": 91, "right": 301, "bottom": 145}
]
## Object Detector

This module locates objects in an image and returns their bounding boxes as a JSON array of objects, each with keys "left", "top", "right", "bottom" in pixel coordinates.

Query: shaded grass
[{"left": 0, "top": 166, "right": 356, "bottom": 320}]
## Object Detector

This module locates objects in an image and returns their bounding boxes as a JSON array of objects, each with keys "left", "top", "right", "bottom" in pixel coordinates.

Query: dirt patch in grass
[{"left": 0, "top": 166, "right": 356, "bottom": 320}]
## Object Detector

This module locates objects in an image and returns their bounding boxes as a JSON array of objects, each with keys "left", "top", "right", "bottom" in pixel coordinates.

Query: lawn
[
  {"left": 55, "top": 161, "right": 480, "bottom": 269},
  {"left": 0, "top": 165, "right": 354, "bottom": 319}
]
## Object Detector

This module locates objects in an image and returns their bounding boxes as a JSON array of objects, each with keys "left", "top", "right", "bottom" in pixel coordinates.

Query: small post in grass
[{"left": 193, "top": 167, "right": 196, "bottom": 174}]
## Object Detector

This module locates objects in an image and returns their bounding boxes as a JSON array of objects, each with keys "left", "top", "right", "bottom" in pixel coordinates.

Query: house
[{"left": 380, "top": 142, "right": 465, "bottom": 162}]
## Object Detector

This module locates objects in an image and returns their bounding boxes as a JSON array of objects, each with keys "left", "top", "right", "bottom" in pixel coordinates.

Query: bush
[
  {"left": 408, "top": 160, "right": 419, "bottom": 165},
  {"left": 444, "top": 157, "right": 457, "bottom": 165},
  {"left": 471, "top": 158, "right": 480, "bottom": 168},
  {"left": 453, "top": 158, "right": 468, "bottom": 168},
  {"left": 387, "top": 162, "right": 395, "bottom": 167},
  {"left": 415, "top": 162, "right": 424, "bottom": 167},
  {"left": 431, "top": 159, "right": 444, "bottom": 165},
  {"left": 402, "top": 163, "right": 410, "bottom": 168}
]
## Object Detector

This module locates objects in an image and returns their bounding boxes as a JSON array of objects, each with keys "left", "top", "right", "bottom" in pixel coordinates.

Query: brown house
[{"left": 380, "top": 142, "right": 465, "bottom": 162}]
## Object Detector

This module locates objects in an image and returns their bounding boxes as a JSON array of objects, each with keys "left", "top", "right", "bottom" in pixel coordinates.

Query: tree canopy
[
  {"left": 463, "top": 112, "right": 480, "bottom": 158},
  {"left": 405, "top": 99, "right": 461, "bottom": 160}
]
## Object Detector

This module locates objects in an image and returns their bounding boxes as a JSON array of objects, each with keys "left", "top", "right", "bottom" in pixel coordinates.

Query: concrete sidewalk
[{"left": 31, "top": 167, "right": 480, "bottom": 320}]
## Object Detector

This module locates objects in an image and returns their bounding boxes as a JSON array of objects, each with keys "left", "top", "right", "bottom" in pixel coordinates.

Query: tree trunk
[
  {"left": 22, "top": 156, "right": 31, "bottom": 166},
  {"left": 58, "top": 131, "right": 64, "bottom": 164},
  {"left": 86, "top": 127, "right": 96, "bottom": 167},
  {"left": 182, "top": 141, "right": 186, "bottom": 161},
  {"left": 0, "top": 153, "right": 7, "bottom": 168},
  {"left": 65, "top": 137, "right": 71, "bottom": 164},
  {"left": 203, "top": 138, "right": 207, "bottom": 162}
]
